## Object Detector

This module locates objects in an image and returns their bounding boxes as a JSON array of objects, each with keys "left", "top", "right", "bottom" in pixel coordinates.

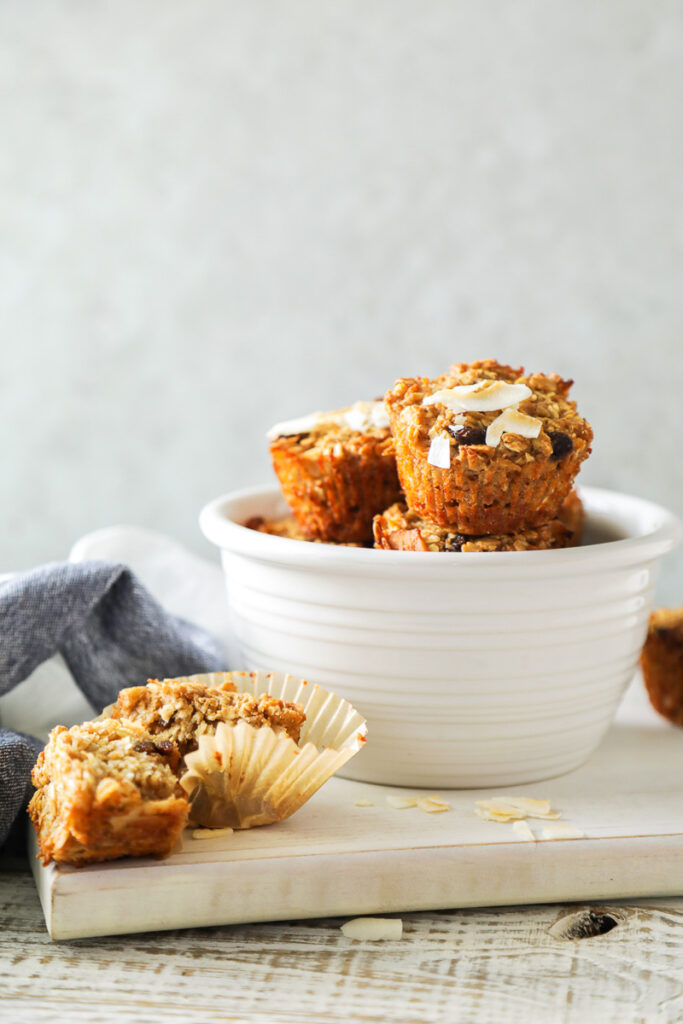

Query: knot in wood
[{"left": 549, "top": 908, "right": 620, "bottom": 941}]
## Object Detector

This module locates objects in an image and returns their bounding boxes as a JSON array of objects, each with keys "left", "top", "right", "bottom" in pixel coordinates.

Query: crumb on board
[{"left": 192, "top": 827, "right": 234, "bottom": 840}]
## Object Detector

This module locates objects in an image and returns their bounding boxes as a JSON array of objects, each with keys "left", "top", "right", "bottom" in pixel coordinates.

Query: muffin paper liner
[{"left": 172, "top": 671, "right": 367, "bottom": 829}]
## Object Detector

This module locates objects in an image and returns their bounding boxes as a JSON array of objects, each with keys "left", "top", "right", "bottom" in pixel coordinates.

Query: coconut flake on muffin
[{"left": 384, "top": 359, "right": 593, "bottom": 535}]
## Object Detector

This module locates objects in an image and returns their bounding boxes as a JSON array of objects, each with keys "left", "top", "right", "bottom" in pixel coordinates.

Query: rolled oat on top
[
  {"left": 384, "top": 360, "right": 592, "bottom": 535},
  {"left": 268, "top": 401, "right": 402, "bottom": 544}
]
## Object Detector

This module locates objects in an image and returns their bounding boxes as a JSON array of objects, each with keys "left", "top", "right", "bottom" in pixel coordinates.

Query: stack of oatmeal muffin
[{"left": 257, "top": 359, "right": 593, "bottom": 553}]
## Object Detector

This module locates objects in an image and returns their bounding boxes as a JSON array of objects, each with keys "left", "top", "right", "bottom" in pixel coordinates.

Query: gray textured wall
[{"left": 2, "top": 1, "right": 681, "bottom": 599}]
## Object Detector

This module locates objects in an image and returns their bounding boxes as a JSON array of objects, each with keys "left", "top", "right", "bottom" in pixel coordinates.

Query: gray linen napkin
[{"left": 0, "top": 561, "right": 225, "bottom": 848}]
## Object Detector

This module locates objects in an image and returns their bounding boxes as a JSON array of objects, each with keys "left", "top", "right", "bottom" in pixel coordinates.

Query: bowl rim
[{"left": 200, "top": 484, "right": 682, "bottom": 574}]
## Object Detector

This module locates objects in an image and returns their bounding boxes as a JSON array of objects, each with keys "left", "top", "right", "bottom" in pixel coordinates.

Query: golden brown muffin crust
[
  {"left": 383, "top": 359, "right": 593, "bottom": 534},
  {"left": 269, "top": 403, "right": 403, "bottom": 544},
  {"left": 28, "top": 718, "right": 188, "bottom": 866},
  {"left": 640, "top": 608, "right": 683, "bottom": 726},
  {"left": 373, "top": 502, "right": 575, "bottom": 552}
]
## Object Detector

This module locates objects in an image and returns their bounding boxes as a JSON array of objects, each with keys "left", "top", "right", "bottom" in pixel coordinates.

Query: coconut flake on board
[
  {"left": 512, "top": 820, "right": 536, "bottom": 842},
  {"left": 341, "top": 917, "right": 403, "bottom": 941},
  {"left": 417, "top": 796, "right": 450, "bottom": 814},
  {"left": 475, "top": 797, "right": 560, "bottom": 822}
]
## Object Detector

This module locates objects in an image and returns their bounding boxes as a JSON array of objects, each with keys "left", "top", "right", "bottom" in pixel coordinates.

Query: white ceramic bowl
[{"left": 200, "top": 486, "right": 681, "bottom": 788}]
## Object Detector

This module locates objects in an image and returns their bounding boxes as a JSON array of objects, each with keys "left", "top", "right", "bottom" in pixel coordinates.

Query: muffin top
[
  {"left": 267, "top": 400, "right": 394, "bottom": 457},
  {"left": 384, "top": 359, "right": 593, "bottom": 470}
]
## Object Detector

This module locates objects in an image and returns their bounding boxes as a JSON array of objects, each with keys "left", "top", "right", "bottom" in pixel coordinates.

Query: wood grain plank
[
  {"left": 3, "top": 871, "right": 683, "bottom": 1024},
  {"left": 29, "top": 720, "right": 683, "bottom": 939}
]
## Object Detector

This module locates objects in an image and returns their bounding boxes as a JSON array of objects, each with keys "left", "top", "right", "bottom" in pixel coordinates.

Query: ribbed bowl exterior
[{"left": 201, "top": 486, "right": 681, "bottom": 788}]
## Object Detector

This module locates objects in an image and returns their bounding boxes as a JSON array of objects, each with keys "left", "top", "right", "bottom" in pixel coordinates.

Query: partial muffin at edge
[
  {"left": 28, "top": 718, "right": 188, "bottom": 866},
  {"left": 640, "top": 608, "right": 683, "bottom": 726}
]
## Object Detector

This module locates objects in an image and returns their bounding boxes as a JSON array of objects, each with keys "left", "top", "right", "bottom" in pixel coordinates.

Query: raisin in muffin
[
  {"left": 29, "top": 718, "right": 188, "bottom": 866},
  {"left": 268, "top": 400, "right": 402, "bottom": 544},
  {"left": 640, "top": 609, "right": 683, "bottom": 726},
  {"left": 384, "top": 360, "right": 593, "bottom": 534}
]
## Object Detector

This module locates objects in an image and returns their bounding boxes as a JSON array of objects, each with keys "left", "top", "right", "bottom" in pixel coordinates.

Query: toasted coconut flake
[
  {"left": 343, "top": 401, "right": 390, "bottom": 432},
  {"left": 427, "top": 433, "right": 451, "bottom": 469},
  {"left": 417, "top": 796, "right": 450, "bottom": 814},
  {"left": 475, "top": 806, "right": 523, "bottom": 823},
  {"left": 485, "top": 408, "right": 542, "bottom": 447},
  {"left": 354, "top": 799, "right": 374, "bottom": 807},
  {"left": 541, "top": 823, "right": 585, "bottom": 840},
  {"left": 192, "top": 827, "right": 234, "bottom": 840},
  {"left": 423, "top": 380, "right": 532, "bottom": 413},
  {"left": 475, "top": 797, "right": 560, "bottom": 821},
  {"left": 341, "top": 917, "right": 403, "bottom": 941},
  {"left": 512, "top": 820, "right": 536, "bottom": 842},
  {"left": 386, "top": 795, "right": 420, "bottom": 809}
]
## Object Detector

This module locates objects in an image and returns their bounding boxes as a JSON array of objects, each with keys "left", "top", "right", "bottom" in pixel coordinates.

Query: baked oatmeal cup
[
  {"left": 28, "top": 718, "right": 189, "bottom": 866},
  {"left": 149, "top": 673, "right": 367, "bottom": 829},
  {"left": 384, "top": 360, "right": 593, "bottom": 534},
  {"left": 374, "top": 505, "right": 574, "bottom": 552},
  {"left": 268, "top": 401, "right": 402, "bottom": 544}
]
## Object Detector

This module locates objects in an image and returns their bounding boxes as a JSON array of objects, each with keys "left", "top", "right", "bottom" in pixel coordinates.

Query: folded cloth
[{"left": 0, "top": 560, "right": 225, "bottom": 849}]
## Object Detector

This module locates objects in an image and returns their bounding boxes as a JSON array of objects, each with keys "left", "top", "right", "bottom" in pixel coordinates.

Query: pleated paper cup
[{"left": 175, "top": 671, "right": 367, "bottom": 829}]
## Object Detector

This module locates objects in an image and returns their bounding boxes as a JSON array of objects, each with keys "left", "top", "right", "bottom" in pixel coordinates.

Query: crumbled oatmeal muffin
[
  {"left": 28, "top": 718, "right": 188, "bottom": 866},
  {"left": 640, "top": 609, "right": 683, "bottom": 726},
  {"left": 373, "top": 503, "right": 575, "bottom": 552},
  {"left": 384, "top": 359, "right": 593, "bottom": 534},
  {"left": 109, "top": 677, "right": 306, "bottom": 760},
  {"left": 268, "top": 400, "right": 402, "bottom": 544},
  {"left": 244, "top": 515, "right": 365, "bottom": 547}
]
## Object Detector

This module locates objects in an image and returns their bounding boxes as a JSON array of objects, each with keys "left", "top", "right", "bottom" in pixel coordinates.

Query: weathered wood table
[{"left": 2, "top": 861, "right": 682, "bottom": 1024}]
